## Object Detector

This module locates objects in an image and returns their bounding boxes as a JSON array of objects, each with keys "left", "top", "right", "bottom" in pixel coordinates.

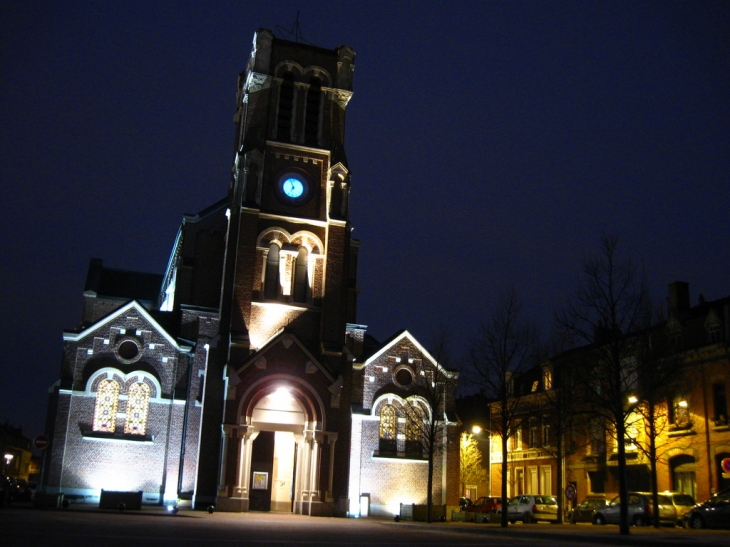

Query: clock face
[
  {"left": 282, "top": 177, "right": 304, "bottom": 199},
  {"left": 277, "top": 172, "right": 309, "bottom": 203}
]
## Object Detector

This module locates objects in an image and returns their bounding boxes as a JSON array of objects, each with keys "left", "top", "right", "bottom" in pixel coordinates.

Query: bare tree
[
  {"left": 555, "top": 234, "right": 650, "bottom": 535},
  {"left": 403, "top": 325, "right": 459, "bottom": 522},
  {"left": 628, "top": 327, "right": 690, "bottom": 527},
  {"left": 467, "top": 288, "right": 540, "bottom": 527},
  {"left": 460, "top": 432, "right": 488, "bottom": 498}
]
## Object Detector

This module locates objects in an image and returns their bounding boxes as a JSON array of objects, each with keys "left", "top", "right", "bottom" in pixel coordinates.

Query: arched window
[
  {"left": 93, "top": 379, "right": 120, "bottom": 433},
  {"left": 405, "top": 405, "right": 422, "bottom": 457},
  {"left": 304, "top": 77, "right": 321, "bottom": 146},
  {"left": 264, "top": 243, "right": 280, "bottom": 300},
  {"left": 671, "top": 455, "right": 697, "bottom": 499},
  {"left": 124, "top": 382, "right": 151, "bottom": 435},
  {"left": 379, "top": 405, "right": 397, "bottom": 454},
  {"left": 293, "top": 246, "right": 309, "bottom": 303},
  {"left": 277, "top": 72, "right": 295, "bottom": 142}
]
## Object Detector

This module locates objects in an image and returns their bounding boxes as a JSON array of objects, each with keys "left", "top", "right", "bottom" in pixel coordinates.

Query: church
[{"left": 42, "top": 29, "right": 459, "bottom": 517}]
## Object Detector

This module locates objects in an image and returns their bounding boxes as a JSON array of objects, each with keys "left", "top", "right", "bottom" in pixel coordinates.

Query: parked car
[
  {"left": 684, "top": 487, "right": 730, "bottom": 529},
  {"left": 567, "top": 496, "right": 607, "bottom": 524},
  {"left": 458, "top": 497, "right": 472, "bottom": 511},
  {"left": 592, "top": 492, "right": 675, "bottom": 526},
  {"left": 498, "top": 494, "right": 559, "bottom": 523},
  {"left": 470, "top": 496, "right": 504, "bottom": 513},
  {"left": 13, "top": 478, "right": 33, "bottom": 502},
  {"left": 661, "top": 492, "right": 695, "bottom": 526}
]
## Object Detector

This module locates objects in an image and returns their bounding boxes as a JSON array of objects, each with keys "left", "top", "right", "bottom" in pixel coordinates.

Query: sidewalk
[{"left": 383, "top": 519, "right": 730, "bottom": 547}]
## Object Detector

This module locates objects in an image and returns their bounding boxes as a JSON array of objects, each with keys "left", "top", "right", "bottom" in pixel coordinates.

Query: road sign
[
  {"left": 565, "top": 483, "right": 576, "bottom": 501},
  {"left": 33, "top": 434, "right": 50, "bottom": 450},
  {"left": 722, "top": 458, "right": 730, "bottom": 474}
]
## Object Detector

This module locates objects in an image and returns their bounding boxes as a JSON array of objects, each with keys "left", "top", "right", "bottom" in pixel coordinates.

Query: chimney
[{"left": 668, "top": 281, "right": 690, "bottom": 314}]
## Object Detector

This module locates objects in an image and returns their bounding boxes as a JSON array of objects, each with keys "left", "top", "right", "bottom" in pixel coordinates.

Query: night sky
[{"left": 2, "top": 1, "right": 729, "bottom": 441}]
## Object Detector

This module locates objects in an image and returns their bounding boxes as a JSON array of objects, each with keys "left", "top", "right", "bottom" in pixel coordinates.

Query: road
[{"left": 2, "top": 506, "right": 729, "bottom": 547}]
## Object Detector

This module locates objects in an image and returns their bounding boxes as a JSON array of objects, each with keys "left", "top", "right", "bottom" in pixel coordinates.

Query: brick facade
[{"left": 43, "top": 29, "right": 461, "bottom": 517}]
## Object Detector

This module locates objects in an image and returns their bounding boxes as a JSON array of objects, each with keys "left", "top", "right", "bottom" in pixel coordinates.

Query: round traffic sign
[
  {"left": 33, "top": 434, "right": 50, "bottom": 450},
  {"left": 565, "top": 483, "right": 576, "bottom": 501},
  {"left": 722, "top": 458, "right": 730, "bottom": 474}
]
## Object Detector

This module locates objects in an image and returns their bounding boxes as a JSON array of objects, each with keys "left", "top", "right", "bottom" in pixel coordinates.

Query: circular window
[
  {"left": 276, "top": 170, "right": 310, "bottom": 204},
  {"left": 117, "top": 339, "right": 140, "bottom": 362},
  {"left": 394, "top": 367, "right": 414, "bottom": 388}
]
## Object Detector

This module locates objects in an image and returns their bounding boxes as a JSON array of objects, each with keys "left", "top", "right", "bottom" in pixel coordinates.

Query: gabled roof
[
  {"left": 237, "top": 330, "right": 335, "bottom": 382},
  {"left": 63, "top": 300, "right": 192, "bottom": 353},
  {"left": 359, "top": 329, "right": 458, "bottom": 380}
]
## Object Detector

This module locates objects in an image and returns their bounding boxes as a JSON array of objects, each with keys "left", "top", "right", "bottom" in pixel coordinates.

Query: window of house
[
  {"left": 708, "top": 323, "right": 722, "bottom": 344},
  {"left": 529, "top": 420, "right": 537, "bottom": 449},
  {"left": 515, "top": 426, "right": 523, "bottom": 451},
  {"left": 124, "top": 382, "right": 151, "bottom": 435},
  {"left": 713, "top": 383, "right": 728, "bottom": 425},
  {"left": 624, "top": 414, "right": 640, "bottom": 450},
  {"left": 293, "top": 246, "right": 309, "bottom": 303},
  {"left": 379, "top": 404, "right": 397, "bottom": 454},
  {"left": 405, "top": 406, "right": 422, "bottom": 457},
  {"left": 542, "top": 421, "right": 551, "bottom": 447},
  {"left": 264, "top": 244, "right": 280, "bottom": 300},
  {"left": 589, "top": 419, "right": 605, "bottom": 454},
  {"left": 276, "top": 72, "right": 294, "bottom": 142},
  {"left": 543, "top": 368, "right": 553, "bottom": 390},
  {"left": 669, "top": 395, "right": 691, "bottom": 429},
  {"left": 671, "top": 455, "right": 697, "bottom": 500},
  {"left": 93, "top": 379, "right": 120, "bottom": 433}
]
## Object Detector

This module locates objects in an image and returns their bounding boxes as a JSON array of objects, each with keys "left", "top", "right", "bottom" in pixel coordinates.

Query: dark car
[
  {"left": 684, "top": 487, "right": 730, "bottom": 529},
  {"left": 567, "top": 496, "right": 607, "bottom": 524},
  {"left": 471, "top": 496, "right": 504, "bottom": 513},
  {"left": 459, "top": 497, "right": 472, "bottom": 511},
  {"left": 592, "top": 492, "right": 675, "bottom": 526}
]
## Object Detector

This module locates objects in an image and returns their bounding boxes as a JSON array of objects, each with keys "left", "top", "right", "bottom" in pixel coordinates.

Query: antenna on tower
[{"left": 276, "top": 11, "right": 313, "bottom": 45}]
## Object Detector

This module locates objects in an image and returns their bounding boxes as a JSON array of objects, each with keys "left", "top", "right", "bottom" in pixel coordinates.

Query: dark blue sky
[{"left": 2, "top": 1, "right": 729, "bottom": 440}]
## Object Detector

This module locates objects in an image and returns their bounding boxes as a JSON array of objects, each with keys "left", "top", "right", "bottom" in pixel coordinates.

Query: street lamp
[{"left": 3, "top": 454, "right": 13, "bottom": 475}]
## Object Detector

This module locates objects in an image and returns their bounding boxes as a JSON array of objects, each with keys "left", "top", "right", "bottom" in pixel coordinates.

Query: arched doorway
[
  {"left": 248, "top": 389, "right": 304, "bottom": 512},
  {"left": 229, "top": 377, "right": 327, "bottom": 514},
  {"left": 670, "top": 454, "right": 697, "bottom": 499}
]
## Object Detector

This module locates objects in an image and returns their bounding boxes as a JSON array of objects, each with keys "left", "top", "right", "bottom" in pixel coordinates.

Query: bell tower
[{"left": 221, "top": 29, "right": 358, "bottom": 365}]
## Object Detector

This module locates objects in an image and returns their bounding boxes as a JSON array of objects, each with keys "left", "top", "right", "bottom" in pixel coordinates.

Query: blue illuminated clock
[
  {"left": 277, "top": 171, "right": 309, "bottom": 203},
  {"left": 282, "top": 177, "right": 304, "bottom": 199}
]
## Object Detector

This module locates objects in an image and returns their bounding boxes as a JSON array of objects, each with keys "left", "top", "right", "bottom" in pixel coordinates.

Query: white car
[{"left": 499, "top": 494, "right": 559, "bottom": 523}]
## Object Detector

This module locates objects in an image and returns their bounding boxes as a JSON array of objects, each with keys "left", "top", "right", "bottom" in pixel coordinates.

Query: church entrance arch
[{"left": 231, "top": 376, "right": 325, "bottom": 514}]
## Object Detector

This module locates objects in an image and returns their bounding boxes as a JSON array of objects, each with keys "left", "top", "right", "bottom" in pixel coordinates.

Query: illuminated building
[
  {"left": 42, "top": 29, "right": 459, "bottom": 515},
  {"left": 488, "top": 282, "right": 730, "bottom": 508}
]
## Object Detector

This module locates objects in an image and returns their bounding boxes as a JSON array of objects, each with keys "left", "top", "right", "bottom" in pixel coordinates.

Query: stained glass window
[
  {"left": 379, "top": 405, "right": 396, "bottom": 440},
  {"left": 124, "top": 382, "right": 151, "bottom": 435},
  {"left": 93, "top": 379, "right": 120, "bottom": 433},
  {"left": 406, "top": 406, "right": 422, "bottom": 441}
]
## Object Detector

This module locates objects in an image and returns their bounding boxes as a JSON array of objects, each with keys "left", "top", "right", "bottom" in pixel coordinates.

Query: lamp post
[
  {"left": 471, "top": 425, "right": 490, "bottom": 497},
  {"left": 3, "top": 454, "right": 13, "bottom": 476}
]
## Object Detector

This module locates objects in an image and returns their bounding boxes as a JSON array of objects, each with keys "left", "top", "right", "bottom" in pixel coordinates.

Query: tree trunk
[
  {"left": 556, "top": 434, "right": 564, "bottom": 523},
  {"left": 648, "top": 400, "right": 660, "bottom": 528},
  {"left": 427, "top": 446, "right": 434, "bottom": 522},
  {"left": 616, "top": 418, "right": 630, "bottom": 535},
  {"left": 501, "top": 432, "right": 509, "bottom": 527}
]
